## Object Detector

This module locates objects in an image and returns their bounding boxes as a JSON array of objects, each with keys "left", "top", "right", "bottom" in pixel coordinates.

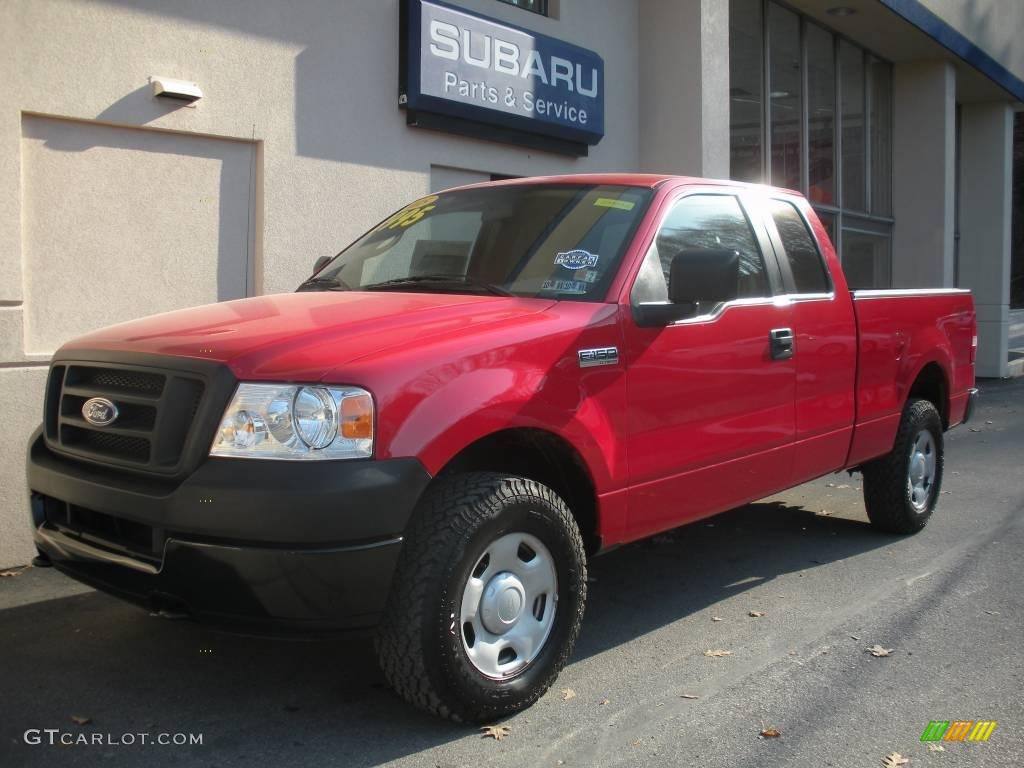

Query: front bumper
[{"left": 27, "top": 429, "right": 431, "bottom": 630}]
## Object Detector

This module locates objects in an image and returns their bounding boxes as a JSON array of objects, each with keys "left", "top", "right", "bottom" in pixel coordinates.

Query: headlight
[{"left": 210, "top": 384, "right": 373, "bottom": 460}]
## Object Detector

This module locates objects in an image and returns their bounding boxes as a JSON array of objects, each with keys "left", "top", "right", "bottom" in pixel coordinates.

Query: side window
[
  {"left": 631, "top": 194, "right": 770, "bottom": 305},
  {"left": 768, "top": 199, "right": 831, "bottom": 294}
]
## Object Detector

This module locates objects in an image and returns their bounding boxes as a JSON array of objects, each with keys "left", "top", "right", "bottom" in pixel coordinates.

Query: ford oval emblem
[{"left": 82, "top": 397, "right": 119, "bottom": 427}]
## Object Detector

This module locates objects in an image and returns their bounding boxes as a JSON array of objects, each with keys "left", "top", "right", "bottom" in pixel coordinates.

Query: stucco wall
[
  {"left": 918, "top": 0, "right": 1024, "bottom": 85},
  {"left": 0, "top": 0, "right": 643, "bottom": 567}
]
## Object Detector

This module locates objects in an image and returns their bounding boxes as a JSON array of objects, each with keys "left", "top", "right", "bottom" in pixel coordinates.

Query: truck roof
[{"left": 447, "top": 173, "right": 801, "bottom": 197}]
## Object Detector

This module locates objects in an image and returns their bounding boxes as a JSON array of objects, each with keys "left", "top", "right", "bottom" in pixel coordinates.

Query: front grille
[{"left": 45, "top": 362, "right": 208, "bottom": 475}]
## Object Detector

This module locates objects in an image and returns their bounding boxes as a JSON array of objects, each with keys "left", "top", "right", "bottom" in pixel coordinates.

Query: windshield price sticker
[
  {"left": 554, "top": 250, "right": 599, "bottom": 270},
  {"left": 371, "top": 195, "right": 440, "bottom": 234},
  {"left": 594, "top": 197, "right": 635, "bottom": 211}
]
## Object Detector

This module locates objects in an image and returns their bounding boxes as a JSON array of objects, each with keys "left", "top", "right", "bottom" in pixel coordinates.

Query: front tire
[
  {"left": 862, "top": 398, "right": 944, "bottom": 534},
  {"left": 375, "top": 472, "right": 587, "bottom": 722}
]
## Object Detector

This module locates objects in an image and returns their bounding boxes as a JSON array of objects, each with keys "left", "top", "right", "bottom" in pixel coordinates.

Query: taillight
[{"left": 971, "top": 334, "right": 978, "bottom": 364}]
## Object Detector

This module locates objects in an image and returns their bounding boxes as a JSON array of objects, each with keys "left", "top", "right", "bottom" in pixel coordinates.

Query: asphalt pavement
[{"left": 1, "top": 378, "right": 1022, "bottom": 767}]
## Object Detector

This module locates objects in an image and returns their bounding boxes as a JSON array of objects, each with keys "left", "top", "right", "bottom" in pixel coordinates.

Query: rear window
[{"left": 769, "top": 200, "right": 831, "bottom": 294}]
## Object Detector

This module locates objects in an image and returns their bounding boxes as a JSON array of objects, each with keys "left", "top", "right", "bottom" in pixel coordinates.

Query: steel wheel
[
  {"left": 460, "top": 531, "right": 558, "bottom": 679},
  {"left": 907, "top": 429, "right": 937, "bottom": 511}
]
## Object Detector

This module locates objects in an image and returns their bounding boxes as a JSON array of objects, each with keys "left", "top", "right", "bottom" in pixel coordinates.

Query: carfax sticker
[
  {"left": 554, "top": 249, "right": 599, "bottom": 270},
  {"left": 542, "top": 279, "right": 589, "bottom": 294}
]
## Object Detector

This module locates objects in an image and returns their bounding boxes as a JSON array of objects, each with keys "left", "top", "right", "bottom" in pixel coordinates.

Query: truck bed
[{"left": 847, "top": 288, "right": 976, "bottom": 466}]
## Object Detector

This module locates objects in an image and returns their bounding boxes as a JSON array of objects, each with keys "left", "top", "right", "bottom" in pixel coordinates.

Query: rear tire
[
  {"left": 375, "top": 472, "right": 587, "bottom": 722},
  {"left": 862, "top": 398, "right": 944, "bottom": 534}
]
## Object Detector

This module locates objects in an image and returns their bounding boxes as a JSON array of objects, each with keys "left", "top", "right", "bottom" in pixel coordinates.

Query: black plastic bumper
[{"left": 27, "top": 429, "right": 431, "bottom": 630}]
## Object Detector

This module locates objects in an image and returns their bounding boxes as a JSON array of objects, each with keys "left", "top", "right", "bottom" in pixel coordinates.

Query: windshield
[{"left": 299, "top": 183, "right": 654, "bottom": 301}]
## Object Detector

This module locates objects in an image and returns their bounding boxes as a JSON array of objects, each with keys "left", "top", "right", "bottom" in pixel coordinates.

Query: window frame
[
  {"left": 495, "top": 0, "right": 549, "bottom": 17},
  {"left": 627, "top": 189, "right": 787, "bottom": 320},
  {"left": 760, "top": 196, "right": 836, "bottom": 297}
]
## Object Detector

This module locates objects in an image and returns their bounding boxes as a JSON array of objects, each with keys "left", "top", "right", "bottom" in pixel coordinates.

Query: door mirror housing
[
  {"left": 312, "top": 255, "right": 332, "bottom": 275},
  {"left": 668, "top": 249, "right": 740, "bottom": 305},
  {"left": 632, "top": 248, "right": 741, "bottom": 328}
]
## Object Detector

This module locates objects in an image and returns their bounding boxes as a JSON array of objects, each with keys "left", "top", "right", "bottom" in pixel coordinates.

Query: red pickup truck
[{"left": 27, "top": 174, "right": 976, "bottom": 722}]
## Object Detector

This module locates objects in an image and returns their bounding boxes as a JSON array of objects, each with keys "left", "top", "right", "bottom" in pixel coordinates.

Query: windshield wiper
[
  {"left": 364, "top": 274, "right": 514, "bottom": 297},
  {"left": 296, "top": 275, "right": 351, "bottom": 292}
]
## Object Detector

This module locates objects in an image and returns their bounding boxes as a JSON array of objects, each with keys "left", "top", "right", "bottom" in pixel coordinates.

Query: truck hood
[{"left": 60, "top": 291, "right": 558, "bottom": 381}]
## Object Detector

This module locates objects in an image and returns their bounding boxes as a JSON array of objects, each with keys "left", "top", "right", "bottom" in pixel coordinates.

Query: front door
[{"left": 621, "top": 190, "right": 796, "bottom": 541}]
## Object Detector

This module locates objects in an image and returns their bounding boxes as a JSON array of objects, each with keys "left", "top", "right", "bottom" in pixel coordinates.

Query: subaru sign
[{"left": 400, "top": 0, "right": 605, "bottom": 152}]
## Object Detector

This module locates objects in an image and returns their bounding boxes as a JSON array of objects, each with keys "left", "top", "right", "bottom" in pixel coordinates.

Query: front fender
[{"left": 386, "top": 357, "right": 628, "bottom": 494}]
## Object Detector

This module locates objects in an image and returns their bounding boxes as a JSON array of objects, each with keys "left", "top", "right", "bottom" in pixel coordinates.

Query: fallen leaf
[
  {"left": 985, "top": 420, "right": 993, "bottom": 425},
  {"left": 480, "top": 725, "right": 511, "bottom": 741},
  {"left": 927, "top": 744, "right": 945, "bottom": 752},
  {"left": 969, "top": 427, "right": 981, "bottom": 432},
  {"left": 748, "top": 611, "right": 765, "bottom": 618},
  {"left": 0, "top": 566, "right": 30, "bottom": 577},
  {"left": 881, "top": 752, "right": 909, "bottom": 767},
  {"left": 70, "top": 715, "right": 92, "bottom": 726},
  {"left": 983, "top": 610, "right": 1000, "bottom": 616},
  {"left": 817, "top": 509, "right": 834, "bottom": 516},
  {"left": 711, "top": 616, "right": 723, "bottom": 622},
  {"left": 561, "top": 688, "right": 576, "bottom": 701},
  {"left": 631, "top": 738, "right": 643, "bottom": 747},
  {"left": 850, "top": 635, "right": 861, "bottom": 641},
  {"left": 760, "top": 728, "right": 781, "bottom": 738},
  {"left": 836, "top": 484, "right": 851, "bottom": 489},
  {"left": 598, "top": 698, "right": 610, "bottom": 705},
  {"left": 704, "top": 649, "right": 733, "bottom": 658},
  {"left": 680, "top": 694, "right": 699, "bottom": 699},
  {"left": 866, "top": 644, "right": 894, "bottom": 657}
]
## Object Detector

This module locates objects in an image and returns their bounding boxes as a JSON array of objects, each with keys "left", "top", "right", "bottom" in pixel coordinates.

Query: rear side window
[
  {"left": 768, "top": 200, "right": 830, "bottom": 294},
  {"left": 632, "top": 194, "right": 770, "bottom": 304}
]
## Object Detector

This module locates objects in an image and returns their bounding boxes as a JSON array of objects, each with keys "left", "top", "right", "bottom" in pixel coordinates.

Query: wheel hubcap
[
  {"left": 460, "top": 531, "right": 558, "bottom": 679},
  {"left": 908, "top": 429, "right": 937, "bottom": 512}
]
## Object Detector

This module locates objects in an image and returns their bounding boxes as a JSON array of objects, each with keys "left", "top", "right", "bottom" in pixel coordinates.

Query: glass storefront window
[
  {"left": 729, "top": 0, "right": 764, "bottom": 183},
  {"left": 728, "top": 1, "right": 893, "bottom": 287},
  {"left": 840, "top": 40, "right": 865, "bottom": 212},
  {"left": 769, "top": 3, "right": 802, "bottom": 191},
  {"left": 842, "top": 220, "right": 891, "bottom": 289},
  {"left": 869, "top": 57, "right": 893, "bottom": 216},
  {"left": 807, "top": 23, "right": 836, "bottom": 206}
]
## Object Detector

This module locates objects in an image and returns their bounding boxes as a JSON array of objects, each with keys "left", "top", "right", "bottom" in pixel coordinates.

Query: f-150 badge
[{"left": 578, "top": 347, "right": 619, "bottom": 368}]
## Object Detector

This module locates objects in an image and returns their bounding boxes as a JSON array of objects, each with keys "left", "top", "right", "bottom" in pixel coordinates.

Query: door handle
[{"left": 769, "top": 328, "right": 794, "bottom": 360}]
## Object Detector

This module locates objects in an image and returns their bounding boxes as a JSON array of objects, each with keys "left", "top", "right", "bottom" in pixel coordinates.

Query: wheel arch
[
  {"left": 433, "top": 428, "right": 602, "bottom": 556},
  {"left": 907, "top": 360, "right": 951, "bottom": 429}
]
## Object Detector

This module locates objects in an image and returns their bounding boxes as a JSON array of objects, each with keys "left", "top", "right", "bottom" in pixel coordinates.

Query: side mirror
[
  {"left": 633, "top": 249, "right": 741, "bottom": 328},
  {"left": 668, "top": 249, "right": 740, "bottom": 305},
  {"left": 312, "top": 255, "right": 332, "bottom": 275}
]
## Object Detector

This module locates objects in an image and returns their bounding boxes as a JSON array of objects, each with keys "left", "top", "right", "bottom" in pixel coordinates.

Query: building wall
[
  {"left": 0, "top": 0, "right": 643, "bottom": 567},
  {"left": 918, "top": 0, "right": 1024, "bottom": 83}
]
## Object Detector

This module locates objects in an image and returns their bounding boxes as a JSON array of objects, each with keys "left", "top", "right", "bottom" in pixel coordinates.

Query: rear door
[
  {"left": 760, "top": 197, "right": 858, "bottom": 483},
  {"left": 621, "top": 188, "right": 796, "bottom": 541}
]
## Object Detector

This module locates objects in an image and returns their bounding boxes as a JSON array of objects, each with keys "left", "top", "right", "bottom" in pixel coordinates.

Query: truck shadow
[{"left": 0, "top": 499, "right": 888, "bottom": 767}]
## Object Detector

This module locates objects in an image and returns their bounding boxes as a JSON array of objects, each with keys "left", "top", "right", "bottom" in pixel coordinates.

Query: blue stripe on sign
[{"left": 878, "top": 0, "right": 1024, "bottom": 102}]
